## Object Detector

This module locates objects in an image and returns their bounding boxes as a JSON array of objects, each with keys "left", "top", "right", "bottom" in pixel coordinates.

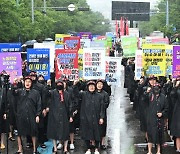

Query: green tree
[
  {"left": 0, "top": 0, "right": 110, "bottom": 42},
  {"left": 139, "top": 0, "right": 180, "bottom": 38}
]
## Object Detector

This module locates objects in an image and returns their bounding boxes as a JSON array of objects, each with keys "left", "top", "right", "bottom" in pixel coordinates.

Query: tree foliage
[
  {"left": 0, "top": 0, "right": 110, "bottom": 42},
  {"left": 139, "top": 0, "right": 180, "bottom": 38}
]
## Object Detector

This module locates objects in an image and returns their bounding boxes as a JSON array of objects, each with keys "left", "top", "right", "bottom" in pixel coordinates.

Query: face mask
[
  {"left": 153, "top": 87, "right": 160, "bottom": 94},
  {"left": 56, "top": 85, "right": 64, "bottom": 90},
  {"left": 32, "top": 80, "right": 37, "bottom": 84},
  {"left": 38, "top": 80, "right": 45, "bottom": 84}
]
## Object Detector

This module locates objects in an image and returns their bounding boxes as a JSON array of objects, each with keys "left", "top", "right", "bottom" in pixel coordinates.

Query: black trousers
[{"left": 85, "top": 140, "right": 100, "bottom": 149}]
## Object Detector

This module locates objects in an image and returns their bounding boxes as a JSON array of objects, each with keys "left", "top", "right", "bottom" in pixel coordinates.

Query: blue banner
[
  {"left": 0, "top": 43, "right": 21, "bottom": 52},
  {"left": 27, "top": 48, "right": 50, "bottom": 80}
]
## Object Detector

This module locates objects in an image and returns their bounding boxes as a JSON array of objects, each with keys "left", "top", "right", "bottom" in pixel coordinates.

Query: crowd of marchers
[
  {"left": 122, "top": 58, "right": 180, "bottom": 154},
  {"left": 0, "top": 69, "right": 111, "bottom": 154}
]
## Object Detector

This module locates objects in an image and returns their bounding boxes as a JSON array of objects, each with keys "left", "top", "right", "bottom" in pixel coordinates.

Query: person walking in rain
[
  {"left": 14, "top": 76, "right": 41, "bottom": 154},
  {"left": 145, "top": 84, "right": 168, "bottom": 154},
  {"left": 47, "top": 80, "right": 73, "bottom": 154},
  {"left": 75, "top": 80, "right": 105, "bottom": 154}
]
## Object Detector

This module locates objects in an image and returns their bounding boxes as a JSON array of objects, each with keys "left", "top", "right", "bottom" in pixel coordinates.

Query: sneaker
[
  {"left": 85, "top": 150, "right": 91, "bottom": 154},
  {"left": 26, "top": 143, "right": 33, "bottom": 148},
  {"left": 40, "top": 144, "right": 46, "bottom": 149},
  {"left": 70, "top": 144, "right": 75, "bottom": 150},
  {"left": 0, "top": 144, "right": 5, "bottom": 150},
  {"left": 57, "top": 143, "right": 63, "bottom": 150},
  {"left": 94, "top": 150, "right": 100, "bottom": 154}
]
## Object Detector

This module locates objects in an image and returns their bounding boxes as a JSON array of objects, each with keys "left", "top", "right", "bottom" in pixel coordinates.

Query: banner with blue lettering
[
  {"left": 0, "top": 43, "right": 21, "bottom": 52},
  {"left": 55, "top": 49, "right": 79, "bottom": 81},
  {"left": 27, "top": 48, "right": 50, "bottom": 80}
]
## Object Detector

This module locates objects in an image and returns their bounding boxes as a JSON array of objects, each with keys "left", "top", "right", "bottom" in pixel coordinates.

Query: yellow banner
[
  {"left": 55, "top": 34, "right": 70, "bottom": 45},
  {"left": 142, "top": 44, "right": 166, "bottom": 76}
]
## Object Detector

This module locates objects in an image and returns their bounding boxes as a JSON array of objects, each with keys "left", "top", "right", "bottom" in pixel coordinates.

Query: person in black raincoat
[
  {"left": 14, "top": 76, "right": 41, "bottom": 154},
  {"left": 46, "top": 80, "right": 73, "bottom": 154},
  {"left": 125, "top": 59, "right": 136, "bottom": 104},
  {"left": 96, "top": 80, "right": 110, "bottom": 150},
  {"left": 29, "top": 72, "right": 47, "bottom": 149},
  {"left": 170, "top": 79, "right": 180, "bottom": 152},
  {"left": 0, "top": 77, "right": 7, "bottom": 150},
  {"left": 78, "top": 80, "right": 105, "bottom": 154},
  {"left": 145, "top": 84, "right": 168, "bottom": 154},
  {"left": 139, "top": 76, "right": 157, "bottom": 146}
]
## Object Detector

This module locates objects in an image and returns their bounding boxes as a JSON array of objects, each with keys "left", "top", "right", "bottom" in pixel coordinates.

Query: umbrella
[{"left": 44, "top": 38, "right": 53, "bottom": 42}]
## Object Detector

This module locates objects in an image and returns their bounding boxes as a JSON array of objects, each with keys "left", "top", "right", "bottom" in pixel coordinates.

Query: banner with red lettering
[{"left": 83, "top": 48, "right": 105, "bottom": 80}]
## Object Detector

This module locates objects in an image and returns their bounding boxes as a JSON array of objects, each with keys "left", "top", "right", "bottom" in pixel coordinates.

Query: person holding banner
[
  {"left": 77, "top": 80, "right": 104, "bottom": 154},
  {"left": 46, "top": 80, "right": 73, "bottom": 154},
  {"left": 96, "top": 80, "right": 110, "bottom": 150},
  {"left": 14, "top": 76, "right": 41, "bottom": 154},
  {"left": 29, "top": 72, "right": 47, "bottom": 149},
  {"left": 170, "top": 78, "right": 180, "bottom": 152},
  {"left": 145, "top": 84, "right": 168, "bottom": 154}
]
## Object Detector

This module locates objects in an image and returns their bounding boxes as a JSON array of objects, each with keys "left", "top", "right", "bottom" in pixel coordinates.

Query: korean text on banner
[
  {"left": 55, "top": 34, "right": 70, "bottom": 49},
  {"left": 0, "top": 43, "right": 21, "bottom": 52},
  {"left": 64, "top": 36, "right": 80, "bottom": 51},
  {"left": 142, "top": 44, "right": 166, "bottom": 77},
  {"left": 34, "top": 42, "right": 55, "bottom": 72},
  {"left": 83, "top": 48, "right": 105, "bottom": 80},
  {"left": 135, "top": 50, "right": 143, "bottom": 80},
  {"left": 80, "top": 39, "right": 91, "bottom": 49},
  {"left": 0, "top": 52, "right": 22, "bottom": 83},
  {"left": 105, "top": 57, "right": 121, "bottom": 84},
  {"left": 173, "top": 46, "right": 180, "bottom": 78},
  {"left": 79, "top": 32, "right": 92, "bottom": 40},
  {"left": 165, "top": 45, "right": 173, "bottom": 76},
  {"left": 55, "top": 49, "right": 79, "bottom": 81},
  {"left": 121, "top": 36, "right": 137, "bottom": 57},
  {"left": 27, "top": 48, "right": 50, "bottom": 80}
]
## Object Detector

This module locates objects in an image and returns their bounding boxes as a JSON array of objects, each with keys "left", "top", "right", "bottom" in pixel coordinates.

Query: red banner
[
  {"left": 55, "top": 49, "right": 79, "bottom": 81},
  {"left": 64, "top": 36, "right": 80, "bottom": 51}
]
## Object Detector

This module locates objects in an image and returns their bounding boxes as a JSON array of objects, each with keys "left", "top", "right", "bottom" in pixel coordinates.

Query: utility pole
[
  {"left": 16, "top": 0, "right": 19, "bottom": 6},
  {"left": 166, "top": 0, "right": 169, "bottom": 26},
  {"left": 32, "top": 0, "right": 34, "bottom": 23},
  {"left": 43, "top": 0, "right": 47, "bottom": 15}
]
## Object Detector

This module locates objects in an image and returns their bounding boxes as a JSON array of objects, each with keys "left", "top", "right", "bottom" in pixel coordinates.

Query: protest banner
[
  {"left": 34, "top": 42, "right": 55, "bottom": 72},
  {"left": 165, "top": 45, "right": 173, "bottom": 76},
  {"left": 121, "top": 36, "right": 137, "bottom": 57},
  {"left": 0, "top": 43, "right": 21, "bottom": 52},
  {"left": 79, "top": 32, "right": 92, "bottom": 40},
  {"left": 142, "top": 44, "right": 166, "bottom": 77},
  {"left": 64, "top": 36, "right": 80, "bottom": 51},
  {"left": 55, "top": 34, "right": 70, "bottom": 49},
  {"left": 0, "top": 52, "right": 22, "bottom": 83},
  {"left": 135, "top": 50, "right": 143, "bottom": 80},
  {"left": 55, "top": 49, "right": 78, "bottom": 81},
  {"left": 105, "top": 57, "right": 121, "bottom": 84},
  {"left": 172, "top": 46, "right": 180, "bottom": 78},
  {"left": 27, "top": 48, "right": 50, "bottom": 80},
  {"left": 83, "top": 48, "right": 105, "bottom": 80},
  {"left": 80, "top": 39, "right": 91, "bottom": 49},
  {"left": 78, "top": 49, "right": 83, "bottom": 78},
  {"left": 90, "top": 41, "right": 105, "bottom": 48}
]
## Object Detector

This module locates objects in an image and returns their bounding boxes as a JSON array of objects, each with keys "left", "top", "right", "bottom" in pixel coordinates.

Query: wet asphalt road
[{"left": 1, "top": 66, "right": 178, "bottom": 154}]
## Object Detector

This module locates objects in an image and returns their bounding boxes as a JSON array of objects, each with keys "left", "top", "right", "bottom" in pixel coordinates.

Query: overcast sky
[{"left": 87, "top": 0, "right": 160, "bottom": 20}]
